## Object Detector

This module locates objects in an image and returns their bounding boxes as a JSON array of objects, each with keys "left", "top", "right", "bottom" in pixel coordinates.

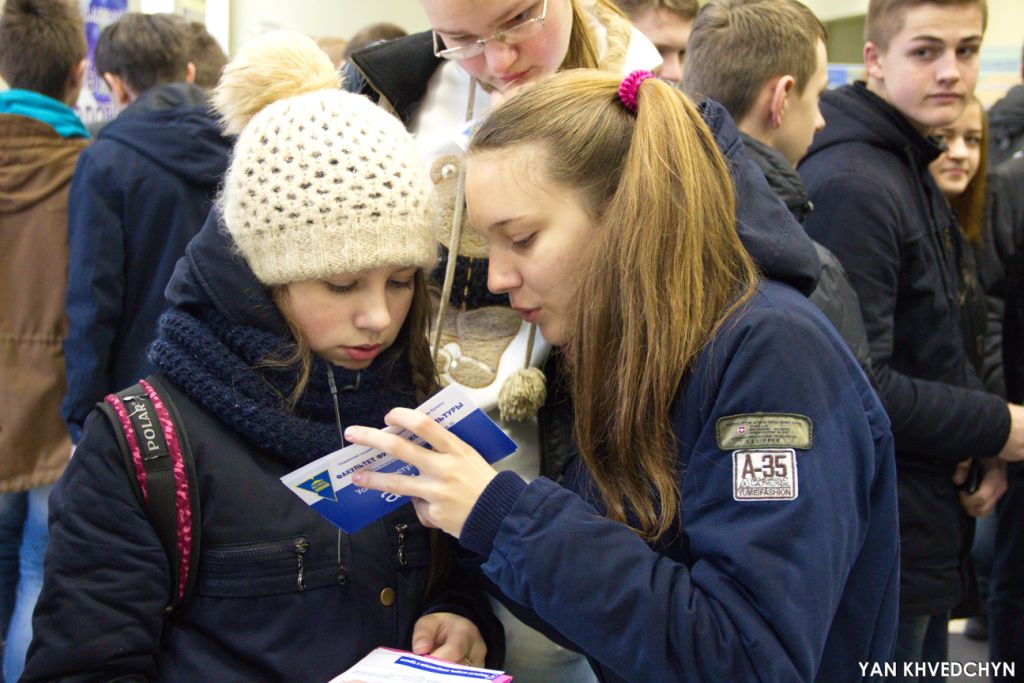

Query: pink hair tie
[{"left": 618, "top": 70, "right": 656, "bottom": 114}]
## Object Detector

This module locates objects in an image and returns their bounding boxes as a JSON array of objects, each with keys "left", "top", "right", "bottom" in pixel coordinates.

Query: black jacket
[
  {"left": 800, "top": 82, "right": 1009, "bottom": 614},
  {"left": 989, "top": 83, "right": 1024, "bottom": 167},
  {"left": 24, "top": 214, "right": 501, "bottom": 682},
  {"left": 985, "top": 155, "right": 1024, "bottom": 401},
  {"left": 62, "top": 83, "right": 231, "bottom": 443},
  {"left": 741, "top": 133, "right": 874, "bottom": 379}
]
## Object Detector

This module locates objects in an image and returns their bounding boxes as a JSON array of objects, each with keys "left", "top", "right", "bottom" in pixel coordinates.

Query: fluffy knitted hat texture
[{"left": 213, "top": 31, "right": 438, "bottom": 286}]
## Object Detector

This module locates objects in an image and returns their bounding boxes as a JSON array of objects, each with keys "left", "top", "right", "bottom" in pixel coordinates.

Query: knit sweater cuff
[{"left": 459, "top": 470, "right": 528, "bottom": 557}]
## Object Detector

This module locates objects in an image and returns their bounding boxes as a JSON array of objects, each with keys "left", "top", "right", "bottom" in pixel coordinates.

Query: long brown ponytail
[{"left": 470, "top": 71, "right": 759, "bottom": 541}]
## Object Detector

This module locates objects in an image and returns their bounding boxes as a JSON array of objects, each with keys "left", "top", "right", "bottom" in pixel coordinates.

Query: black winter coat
[
  {"left": 985, "top": 155, "right": 1024, "bottom": 402},
  {"left": 989, "top": 83, "right": 1024, "bottom": 167},
  {"left": 800, "top": 82, "right": 1009, "bottom": 614}
]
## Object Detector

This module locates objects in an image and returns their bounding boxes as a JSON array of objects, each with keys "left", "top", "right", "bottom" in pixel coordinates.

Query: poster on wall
[
  {"left": 76, "top": 0, "right": 128, "bottom": 126},
  {"left": 176, "top": 0, "right": 205, "bottom": 23}
]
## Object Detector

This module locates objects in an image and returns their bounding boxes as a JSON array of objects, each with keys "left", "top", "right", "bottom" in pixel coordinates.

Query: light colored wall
[
  {"left": 229, "top": 0, "right": 429, "bottom": 55},
  {"left": 805, "top": 0, "right": 1021, "bottom": 48},
  {"left": 806, "top": 0, "right": 1021, "bottom": 103}
]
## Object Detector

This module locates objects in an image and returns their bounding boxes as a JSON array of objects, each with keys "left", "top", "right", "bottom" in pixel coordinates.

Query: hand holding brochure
[
  {"left": 329, "top": 647, "right": 512, "bottom": 682},
  {"left": 281, "top": 386, "right": 517, "bottom": 534}
]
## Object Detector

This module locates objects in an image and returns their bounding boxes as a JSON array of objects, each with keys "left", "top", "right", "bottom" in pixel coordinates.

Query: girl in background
[
  {"left": 930, "top": 95, "right": 1009, "bottom": 646},
  {"left": 930, "top": 97, "right": 1007, "bottom": 516}
]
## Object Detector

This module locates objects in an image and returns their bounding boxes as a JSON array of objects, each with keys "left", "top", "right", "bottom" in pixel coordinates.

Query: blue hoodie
[{"left": 62, "top": 83, "right": 232, "bottom": 442}]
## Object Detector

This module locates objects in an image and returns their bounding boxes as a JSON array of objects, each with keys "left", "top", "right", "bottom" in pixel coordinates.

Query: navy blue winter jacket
[
  {"left": 799, "top": 83, "right": 1009, "bottom": 614},
  {"left": 460, "top": 280, "right": 899, "bottom": 683},
  {"left": 25, "top": 213, "right": 500, "bottom": 682},
  {"left": 62, "top": 83, "right": 231, "bottom": 442}
]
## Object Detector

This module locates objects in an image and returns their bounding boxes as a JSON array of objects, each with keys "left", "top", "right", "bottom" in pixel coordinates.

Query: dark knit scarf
[{"left": 149, "top": 307, "right": 418, "bottom": 468}]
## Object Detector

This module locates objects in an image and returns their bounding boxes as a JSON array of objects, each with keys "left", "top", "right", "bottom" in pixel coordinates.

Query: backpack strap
[{"left": 98, "top": 376, "right": 201, "bottom": 613}]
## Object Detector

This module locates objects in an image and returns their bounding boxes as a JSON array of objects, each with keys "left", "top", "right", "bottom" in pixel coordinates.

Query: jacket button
[{"left": 380, "top": 587, "right": 395, "bottom": 607}]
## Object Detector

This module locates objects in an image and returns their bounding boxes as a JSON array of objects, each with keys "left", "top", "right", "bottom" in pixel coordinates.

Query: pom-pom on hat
[{"left": 213, "top": 31, "right": 438, "bottom": 286}]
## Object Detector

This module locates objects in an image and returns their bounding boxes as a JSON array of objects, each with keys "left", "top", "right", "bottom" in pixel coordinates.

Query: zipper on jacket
[
  {"left": 326, "top": 366, "right": 359, "bottom": 587},
  {"left": 336, "top": 531, "right": 348, "bottom": 585},
  {"left": 326, "top": 366, "right": 361, "bottom": 448},
  {"left": 395, "top": 522, "right": 408, "bottom": 567},
  {"left": 204, "top": 538, "right": 306, "bottom": 561},
  {"left": 294, "top": 538, "right": 309, "bottom": 592},
  {"left": 326, "top": 366, "right": 345, "bottom": 447}
]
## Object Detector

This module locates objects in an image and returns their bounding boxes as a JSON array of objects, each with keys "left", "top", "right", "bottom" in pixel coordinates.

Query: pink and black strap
[{"left": 100, "top": 376, "right": 201, "bottom": 612}]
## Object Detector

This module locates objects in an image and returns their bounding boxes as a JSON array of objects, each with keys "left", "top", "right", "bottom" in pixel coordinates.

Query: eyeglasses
[{"left": 432, "top": 0, "right": 547, "bottom": 61}]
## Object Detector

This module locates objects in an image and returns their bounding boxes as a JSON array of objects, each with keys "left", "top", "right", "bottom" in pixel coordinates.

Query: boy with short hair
[
  {"left": 682, "top": 0, "right": 873, "bottom": 377},
  {"left": 187, "top": 20, "right": 227, "bottom": 91},
  {"left": 0, "top": 0, "right": 88, "bottom": 678},
  {"left": 799, "top": 0, "right": 1024, "bottom": 669},
  {"left": 62, "top": 12, "right": 232, "bottom": 443},
  {"left": 614, "top": 0, "right": 697, "bottom": 85}
]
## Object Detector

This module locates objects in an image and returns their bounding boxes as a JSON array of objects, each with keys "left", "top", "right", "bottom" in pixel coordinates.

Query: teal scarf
[{"left": 0, "top": 89, "right": 89, "bottom": 139}]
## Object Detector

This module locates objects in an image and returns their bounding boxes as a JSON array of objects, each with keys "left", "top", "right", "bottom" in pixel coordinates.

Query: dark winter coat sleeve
[
  {"left": 809, "top": 242, "right": 874, "bottom": 381},
  {"left": 22, "top": 409, "right": 169, "bottom": 682},
  {"left": 61, "top": 150, "right": 127, "bottom": 443},
  {"left": 459, "top": 289, "right": 898, "bottom": 682},
  {"left": 984, "top": 157, "right": 1024, "bottom": 400},
  {"left": 803, "top": 169, "right": 1009, "bottom": 462}
]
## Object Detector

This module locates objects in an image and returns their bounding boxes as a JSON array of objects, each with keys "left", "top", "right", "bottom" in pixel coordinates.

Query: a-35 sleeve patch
[
  {"left": 733, "top": 449, "right": 798, "bottom": 501},
  {"left": 716, "top": 413, "right": 813, "bottom": 450}
]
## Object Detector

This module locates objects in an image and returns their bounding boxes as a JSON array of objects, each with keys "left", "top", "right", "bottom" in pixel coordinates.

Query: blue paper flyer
[
  {"left": 281, "top": 385, "right": 517, "bottom": 534},
  {"left": 329, "top": 647, "right": 513, "bottom": 682}
]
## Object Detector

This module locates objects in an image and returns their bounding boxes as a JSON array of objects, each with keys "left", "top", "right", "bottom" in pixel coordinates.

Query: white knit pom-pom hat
[{"left": 215, "top": 31, "right": 438, "bottom": 285}]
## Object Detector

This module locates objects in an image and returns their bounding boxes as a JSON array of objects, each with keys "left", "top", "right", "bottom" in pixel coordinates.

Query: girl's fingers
[
  {"left": 344, "top": 424, "right": 433, "bottom": 471},
  {"left": 354, "top": 470, "right": 426, "bottom": 499},
  {"left": 382, "top": 407, "right": 466, "bottom": 454}
]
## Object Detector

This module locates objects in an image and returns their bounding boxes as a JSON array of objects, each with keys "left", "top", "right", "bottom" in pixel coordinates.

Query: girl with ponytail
[
  {"left": 22, "top": 32, "right": 498, "bottom": 682},
  {"left": 346, "top": 8, "right": 665, "bottom": 680},
  {"left": 347, "top": 70, "right": 900, "bottom": 682}
]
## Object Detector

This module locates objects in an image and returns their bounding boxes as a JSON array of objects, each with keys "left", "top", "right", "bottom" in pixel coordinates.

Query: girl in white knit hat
[{"left": 22, "top": 32, "right": 497, "bottom": 682}]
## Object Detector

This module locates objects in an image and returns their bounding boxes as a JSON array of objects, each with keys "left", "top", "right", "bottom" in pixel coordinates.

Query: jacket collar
[
  {"left": 810, "top": 82, "right": 943, "bottom": 167},
  {"left": 348, "top": 31, "right": 441, "bottom": 125},
  {"left": 121, "top": 82, "right": 210, "bottom": 118},
  {"left": 740, "top": 133, "right": 812, "bottom": 223}
]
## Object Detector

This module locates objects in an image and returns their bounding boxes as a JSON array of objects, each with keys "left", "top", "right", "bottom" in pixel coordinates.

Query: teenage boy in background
[
  {"left": 682, "top": 0, "right": 873, "bottom": 377},
  {"left": 614, "top": 0, "right": 697, "bottom": 85},
  {"left": 799, "top": 0, "right": 1024, "bottom": 672},
  {"left": 187, "top": 20, "right": 228, "bottom": 92},
  {"left": 0, "top": 0, "right": 88, "bottom": 679},
  {"left": 62, "top": 13, "right": 231, "bottom": 444}
]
